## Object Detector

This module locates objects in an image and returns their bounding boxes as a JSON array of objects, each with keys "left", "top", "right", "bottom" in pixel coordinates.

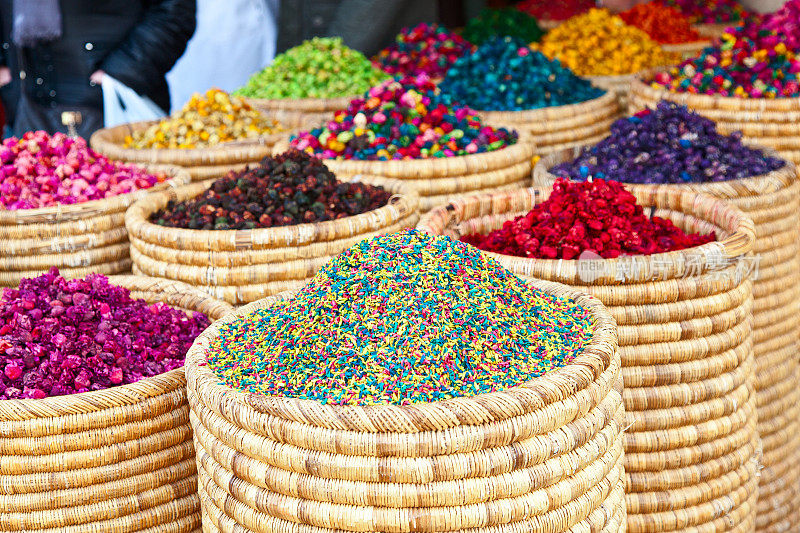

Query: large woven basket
[
  {"left": 90, "top": 120, "right": 286, "bottom": 182},
  {"left": 535, "top": 150, "right": 800, "bottom": 532},
  {"left": 662, "top": 40, "right": 711, "bottom": 60},
  {"left": 307, "top": 138, "right": 536, "bottom": 213},
  {"left": 0, "top": 276, "right": 232, "bottom": 533},
  {"left": 630, "top": 74, "right": 800, "bottom": 165},
  {"left": 418, "top": 184, "right": 760, "bottom": 533},
  {"left": 0, "top": 166, "right": 190, "bottom": 287},
  {"left": 125, "top": 179, "right": 420, "bottom": 305},
  {"left": 478, "top": 90, "right": 622, "bottom": 156},
  {"left": 185, "top": 278, "right": 625, "bottom": 532},
  {"left": 693, "top": 22, "right": 734, "bottom": 40},
  {"left": 245, "top": 94, "right": 357, "bottom": 130}
]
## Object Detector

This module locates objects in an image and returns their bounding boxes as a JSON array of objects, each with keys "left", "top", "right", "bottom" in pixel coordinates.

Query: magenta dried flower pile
[
  {"left": 0, "top": 268, "right": 211, "bottom": 400},
  {"left": 0, "top": 130, "right": 165, "bottom": 210}
]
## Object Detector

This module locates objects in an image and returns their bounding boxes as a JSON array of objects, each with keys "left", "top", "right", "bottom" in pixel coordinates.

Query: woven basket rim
[
  {"left": 243, "top": 94, "right": 359, "bottom": 112},
  {"left": 534, "top": 147, "right": 798, "bottom": 200},
  {"left": 416, "top": 183, "right": 755, "bottom": 282},
  {"left": 125, "top": 177, "right": 419, "bottom": 249},
  {"left": 312, "top": 135, "right": 536, "bottom": 176},
  {"left": 661, "top": 40, "right": 711, "bottom": 52},
  {"left": 0, "top": 165, "right": 190, "bottom": 224},
  {"left": 185, "top": 278, "right": 618, "bottom": 430},
  {"left": 477, "top": 89, "right": 619, "bottom": 122},
  {"left": 89, "top": 120, "right": 285, "bottom": 166},
  {"left": 631, "top": 70, "right": 800, "bottom": 110},
  {"left": 0, "top": 275, "right": 232, "bottom": 419}
]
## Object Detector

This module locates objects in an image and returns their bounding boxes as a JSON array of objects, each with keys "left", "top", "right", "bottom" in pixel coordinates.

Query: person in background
[
  {"left": 276, "top": 0, "right": 484, "bottom": 57},
  {"left": 0, "top": 0, "right": 196, "bottom": 138},
  {"left": 167, "top": 0, "right": 278, "bottom": 112}
]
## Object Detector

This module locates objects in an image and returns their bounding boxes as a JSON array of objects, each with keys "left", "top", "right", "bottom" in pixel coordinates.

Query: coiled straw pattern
[
  {"left": 0, "top": 276, "right": 232, "bottom": 533},
  {"left": 0, "top": 167, "right": 190, "bottom": 286},
  {"left": 535, "top": 149, "right": 800, "bottom": 532},
  {"left": 125, "top": 178, "right": 420, "bottom": 305},
  {"left": 417, "top": 183, "right": 759, "bottom": 533},
  {"left": 185, "top": 277, "right": 624, "bottom": 532},
  {"left": 90, "top": 120, "right": 286, "bottom": 182}
]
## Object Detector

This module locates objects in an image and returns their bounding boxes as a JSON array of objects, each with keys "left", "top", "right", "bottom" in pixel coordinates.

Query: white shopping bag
[{"left": 102, "top": 75, "right": 165, "bottom": 128}]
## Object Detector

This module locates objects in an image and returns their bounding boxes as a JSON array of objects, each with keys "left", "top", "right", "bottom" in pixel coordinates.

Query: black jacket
[{"left": 0, "top": 0, "right": 195, "bottom": 129}]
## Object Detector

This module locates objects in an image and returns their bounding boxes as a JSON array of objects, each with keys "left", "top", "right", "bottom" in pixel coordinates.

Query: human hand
[
  {"left": 89, "top": 70, "right": 105, "bottom": 86},
  {"left": 0, "top": 66, "right": 11, "bottom": 88}
]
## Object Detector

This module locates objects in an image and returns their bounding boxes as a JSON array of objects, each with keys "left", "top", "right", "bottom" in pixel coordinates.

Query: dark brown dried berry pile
[{"left": 150, "top": 150, "right": 392, "bottom": 230}]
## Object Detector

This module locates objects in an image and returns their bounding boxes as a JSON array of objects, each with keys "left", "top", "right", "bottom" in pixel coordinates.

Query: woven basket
[
  {"left": 535, "top": 149, "right": 800, "bottom": 532},
  {"left": 125, "top": 179, "right": 420, "bottom": 305},
  {"left": 662, "top": 40, "right": 711, "bottom": 60},
  {"left": 0, "top": 276, "right": 232, "bottom": 533},
  {"left": 244, "top": 94, "right": 356, "bottom": 130},
  {"left": 90, "top": 120, "right": 286, "bottom": 182},
  {"left": 417, "top": 184, "right": 760, "bottom": 533},
  {"left": 0, "top": 166, "right": 190, "bottom": 287},
  {"left": 630, "top": 73, "right": 800, "bottom": 165},
  {"left": 304, "top": 138, "right": 536, "bottom": 213},
  {"left": 185, "top": 276, "right": 625, "bottom": 532},
  {"left": 693, "top": 22, "right": 734, "bottom": 39},
  {"left": 478, "top": 90, "right": 622, "bottom": 156}
]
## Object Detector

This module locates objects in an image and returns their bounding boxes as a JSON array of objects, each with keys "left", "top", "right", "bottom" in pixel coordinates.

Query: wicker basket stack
[
  {"left": 185, "top": 280, "right": 626, "bottom": 533},
  {"left": 418, "top": 184, "right": 760, "bottom": 533},
  {"left": 0, "top": 276, "right": 232, "bottom": 533},
  {"left": 535, "top": 150, "right": 800, "bottom": 532},
  {"left": 244, "top": 95, "right": 356, "bottom": 130},
  {"left": 0, "top": 168, "right": 189, "bottom": 287},
  {"left": 630, "top": 76, "right": 800, "bottom": 165},
  {"left": 125, "top": 179, "right": 419, "bottom": 305},
  {"left": 90, "top": 121, "right": 285, "bottom": 182},
  {"left": 478, "top": 91, "right": 622, "bottom": 156},
  {"left": 318, "top": 139, "right": 536, "bottom": 213}
]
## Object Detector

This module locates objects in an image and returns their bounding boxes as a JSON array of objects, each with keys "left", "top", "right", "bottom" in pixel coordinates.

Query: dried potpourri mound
[
  {"left": 516, "top": 0, "right": 593, "bottom": 22},
  {"left": 461, "top": 8, "right": 544, "bottom": 46},
  {"left": 651, "top": 0, "right": 800, "bottom": 97},
  {"left": 659, "top": 0, "right": 748, "bottom": 24},
  {"left": 439, "top": 36, "right": 604, "bottom": 112},
  {"left": 0, "top": 268, "right": 210, "bottom": 399},
  {"left": 206, "top": 230, "right": 593, "bottom": 405},
  {"left": 0, "top": 131, "right": 164, "bottom": 210},
  {"left": 233, "top": 38, "right": 388, "bottom": 100},
  {"left": 373, "top": 23, "right": 471, "bottom": 79},
  {"left": 462, "top": 178, "right": 715, "bottom": 259},
  {"left": 534, "top": 9, "right": 677, "bottom": 77},
  {"left": 619, "top": 3, "right": 703, "bottom": 45},
  {"left": 150, "top": 149, "right": 391, "bottom": 230},
  {"left": 550, "top": 101, "right": 785, "bottom": 184},
  {"left": 124, "top": 88, "right": 282, "bottom": 149},
  {"left": 291, "top": 75, "right": 518, "bottom": 160}
]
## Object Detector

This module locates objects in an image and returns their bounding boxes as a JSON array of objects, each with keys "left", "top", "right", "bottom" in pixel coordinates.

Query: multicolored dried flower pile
[
  {"left": 660, "top": 0, "right": 748, "bottom": 24},
  {"left": 0, "top": 269, "right": 210, "bottom": 399},
  {"left": 0, "top": 131, "right": 164, "bottom": 210},
  {"left": 373, "top": 23, "right": 471, "bottom": 79},
  {"left": 206, "top": 230, "right": 593, "bottom": 405},
  {"left": 151, "top": 150, "right": 390, "bottom": 229},
  {"left": 462, "top": 178, "right": 715, "bottom": 259},
  {"left": 651, "top": 0, "right": 800, "bottom": 97},
  {"left": 550, "top": 101, "right": 785, "bottom": 184},
  {"left": 291, "top": 75, "right": 518, "bottom": 160}
]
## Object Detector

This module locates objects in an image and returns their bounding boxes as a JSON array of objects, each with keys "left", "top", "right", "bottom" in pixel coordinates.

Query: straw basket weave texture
[
  {"left": 0, "top": 167, "right": 190, "bottom": 287},
  {"left": 693, "top": 22, "right": 733, "bottom": 40},
  {"left": 630, "top": 74, "right": 800, "bottom": 165},
  {"left": 185, "top": 278, "right": 625, "bottom": 532},
  {"left": 418, "top": 184, "right": 760, "bottom": 533},
  {"left": 90, "top": 120, "right": 286, "bottom": 182},
  {"left": 588, "top": 73, "right": 637, "bottom": 112},
  {"left": 478, "top": 90, "right": 622, "bottom": 156},
  {"left": 245, "top": 95, "right": 356, "bottom": 130},
  {"left": 662, "top": 40, "right": 712, "bottom": 60},
  {"left": 125, "top": 178, "right": 419, "bottom": 305},
  {"left": 0, "top": 276, "right": 232, "bottom": 533},
  {"left": 301, "top": 138, "right": 536, "bottom": 213},
  {"left": 534, "top": 150, "right": 800, "bottom": 532}
]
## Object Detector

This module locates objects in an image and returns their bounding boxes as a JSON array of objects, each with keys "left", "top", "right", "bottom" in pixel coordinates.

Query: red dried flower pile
[{"left": 462, "top": 178, "right": 716, "bottom": 259}]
